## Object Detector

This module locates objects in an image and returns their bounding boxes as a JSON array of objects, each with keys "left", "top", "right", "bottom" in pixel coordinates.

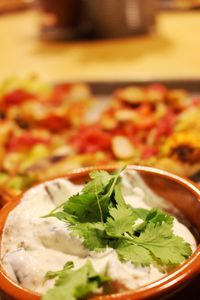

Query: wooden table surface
[{"left": 0, "top": 9, "right": 200, "bottom": 83}]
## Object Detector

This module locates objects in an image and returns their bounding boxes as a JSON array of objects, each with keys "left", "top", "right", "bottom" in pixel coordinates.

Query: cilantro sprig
[
  {"left": 42, "top": 261, "right": 110, "bottom": 300},
  {"left": 45, "top": 167, "right": 192, "bottom": 268}
]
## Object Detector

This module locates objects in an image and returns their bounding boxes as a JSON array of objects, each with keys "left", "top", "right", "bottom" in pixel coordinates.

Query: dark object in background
[
  {"left": 84, "top": 0, "right": 157, "bottom": 38},
  {"left": 37, "top": 0, "right": 157, "bottom": 41},
  {"left": 36, "top": 0, "right": 87, "bottom": 40}
]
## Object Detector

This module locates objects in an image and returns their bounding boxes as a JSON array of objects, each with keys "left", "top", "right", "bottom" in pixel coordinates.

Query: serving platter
[{"left": 0, "top": 77, "right": 199, "bottom": 200}]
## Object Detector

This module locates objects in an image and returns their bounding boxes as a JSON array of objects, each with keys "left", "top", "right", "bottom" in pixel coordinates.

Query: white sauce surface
[{"left": 1, "top": 170, "right": 197, "bottom": 294}]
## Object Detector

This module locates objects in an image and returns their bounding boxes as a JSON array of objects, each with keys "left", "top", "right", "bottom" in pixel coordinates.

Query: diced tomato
[
  {"left": 70, "top": 125, "right": 112, "bottom": 154},
  {"left": 107, "top": 123, "right": 143, "bottom": 147},
  {"left": 138, "top": 120, "right": 155, "bottom": 131},
  {"left": 142, "top": 146, "right": 158, "bottom": 160},
  {"left": 50, "top": 84, "right": 71, "bottom": 105},
  {"left": 38, "top": 115, "right": 70, "bottom": 132},
  {"left": 121, "top": 123, "right": 141, "bottom": 145},
  {"left": 6, "top": 132, "right": 50, "bottom": 152},
  {"left": 1, "top": 89, "right": 34, "bottom": 109},
  {"left": 67, "top": 102, "right": 89, "bottom": 126},
  {"left": 155, "top": 109, "right": 175, "bottom": 141},
  {"left": 123, "top": 122, "right": 137, "bottom": 135},
  {"left": 137, "top": 104, "right": 153, "bottom": 116}
]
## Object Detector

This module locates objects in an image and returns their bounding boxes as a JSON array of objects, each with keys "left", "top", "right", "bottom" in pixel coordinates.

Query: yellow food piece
[
  {"left": 162, "top": 132, "right": 200, "bottom": 155},
  {"left": 175, "top": 106, "right": 200, "bottom": 132},
  {"left": 116, "top": 87, "right": 145, "bottom": 104},
  {"left": 115, "top": 109, "right": 136, "bottom": 122}
]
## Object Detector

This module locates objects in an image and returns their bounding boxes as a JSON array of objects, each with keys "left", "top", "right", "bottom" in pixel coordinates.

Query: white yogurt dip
[{"left": 1, "top": 170, "right": 197, "bottom": 294}]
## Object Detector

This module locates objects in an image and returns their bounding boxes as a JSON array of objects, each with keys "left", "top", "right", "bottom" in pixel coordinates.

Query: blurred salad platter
[{"left": 0, "top": 76, "right": 199, "bottom": 207}]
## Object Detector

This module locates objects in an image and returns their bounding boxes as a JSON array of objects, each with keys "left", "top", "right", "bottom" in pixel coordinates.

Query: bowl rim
[{"left": 0, "top": 165, "right": 200, "bottom": 300}]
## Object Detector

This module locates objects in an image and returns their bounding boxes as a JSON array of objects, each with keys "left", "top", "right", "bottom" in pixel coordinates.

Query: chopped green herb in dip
[{"left": 1, "top": 168, "right": 196, "bottom": 300}]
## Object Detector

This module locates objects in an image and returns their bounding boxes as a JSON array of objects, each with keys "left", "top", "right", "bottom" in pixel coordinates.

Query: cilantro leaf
[
  {"left": 42, "top": 260, "right": 110, "bottom": 300},
  {"left": 63, "top": 169, "right": 122, "bottom": 223},
  {"left": 45, "top": 262, "right": 74, "bottom": 280},
  {"left": 132, "top": 208, "right": 149, "bottom": 220},
  {"left": 133, "top": 208, "right": 174, "bottom": 233},
  {"left": 116, "top": 240, "right": 152, "bottom": 266},
  {"left": 83, "top": 170, "right": 113, "bottom": 194},
  {"left": 106, "top": 205, "right": 137, "bottom": 237},
  {"left": 46, "top": 211, "right": 69, "bottom": 222},
  {"left": 72, "top": 222, "right": 107, "bottom": 251},
  {"left": 145, "top": 208, "right": 173, "bottom": 225},
  {"left": 63, "top": 193, "right": 103, "bottom": 223},
  {"left": 114, "top": 183, "right": 126, "bottom": 207},
  {"left": 133, "top": 222, "right": 192, "bottom": 266}
]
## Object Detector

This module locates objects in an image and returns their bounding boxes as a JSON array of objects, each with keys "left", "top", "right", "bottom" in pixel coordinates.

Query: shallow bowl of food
[{"left": 0, "top": 165, "right": 200, "bottom": 300}]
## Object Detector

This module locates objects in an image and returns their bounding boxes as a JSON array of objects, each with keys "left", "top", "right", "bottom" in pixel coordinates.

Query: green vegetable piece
[
  {"left": 114, "top": 183, "right": 126, "bottom": 207},
  {"left": 133, "top": 208, "right": 174, "bottom": 233},
  {"left": 133, "top": 222, "right": 192, "bottom": 266},
  {"left": 72, "top": 222, "right": 107, "bottom": 252},
  {"left": 44, "top": 167, "right": 192, "bottom": 272},
  {"left": 132, "top": 208, "right": 149, "bottom": 220},
  {"left": 116, "top": 240, "right": 152, "bottom": 266},
  {"left": 64, "top": 193, "right": 103, "bottom": 223},
  {"left": 82, "top": 170, "right": 113, "bottom": 194},
  {"left": 0, "top": 172, "right": 9, "bottom": 185},
  {"left": 42, "top": 260, "right": 110, "bottom": 300},
  {"left": 7, "top": 174, "right": 36, "bottom": 191},
  {"left": 106, "top": 205, "right": 137, "bottom": 237},
  {"left": 63, "top": 168, "right": 123, "bottom": 223},
  {"left": 45, "top": 262, "right": 74, "bottom": 280},
  {"left": 145, "top": 208, "right": 173, "bottom": 225}
]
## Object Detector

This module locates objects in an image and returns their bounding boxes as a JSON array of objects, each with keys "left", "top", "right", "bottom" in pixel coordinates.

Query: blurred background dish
[
  {"left": 83, "top": 0, "right": 157, "bottom": 38},
  {"left": 36, "top": 0, "right": 88, "bottom": 40},
  {"left": 0, "top": 77, "right": 199, "bottom": 207},
  {"left": 35, "top": 0, "right": 200, "bottom": 41},
  {"left": 36, "top": 0, "right": 157, "bottom": 40}
]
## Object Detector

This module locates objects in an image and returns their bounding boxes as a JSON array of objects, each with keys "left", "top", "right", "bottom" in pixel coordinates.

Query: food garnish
[
  {"left": 43, "top": 168, "right": 192, "bottom": 299},
  {"left": 43, "top": 261, "right": 110, "bottom": 300}
]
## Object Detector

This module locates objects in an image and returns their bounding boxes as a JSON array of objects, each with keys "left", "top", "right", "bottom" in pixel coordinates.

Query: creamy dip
[{"left": 1, "top": 170, "right": 197, "bottom": 294}]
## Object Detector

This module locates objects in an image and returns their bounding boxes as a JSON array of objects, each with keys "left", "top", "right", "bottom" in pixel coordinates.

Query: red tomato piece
[
  {"left": 155, "top": 109, "right": 175, "bottom": 140},
  {"left": 71, "top": 125, "right": 112, "bottom": 154},
  {"left": 50, "top": 84, "right": 71, "bottom": 105},
  {"left": 142, "top": 146, "right": 158, "bottom": 160},
  {"left": 39, "top": 115, "right": 70, "bottom": 132},
  {"left": 7, "top": 132, "right": 50, "bottom": 152},
  {"left": 2, "top": 89, "right": 34, "bottom": 109},
  {"left": 137, "top": 104, "right": 153, "bottom": 116}
]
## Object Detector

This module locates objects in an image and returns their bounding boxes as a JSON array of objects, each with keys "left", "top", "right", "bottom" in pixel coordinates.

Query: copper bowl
[{"left": 0, "top": 165, "right": 200, "bottom": 300}]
